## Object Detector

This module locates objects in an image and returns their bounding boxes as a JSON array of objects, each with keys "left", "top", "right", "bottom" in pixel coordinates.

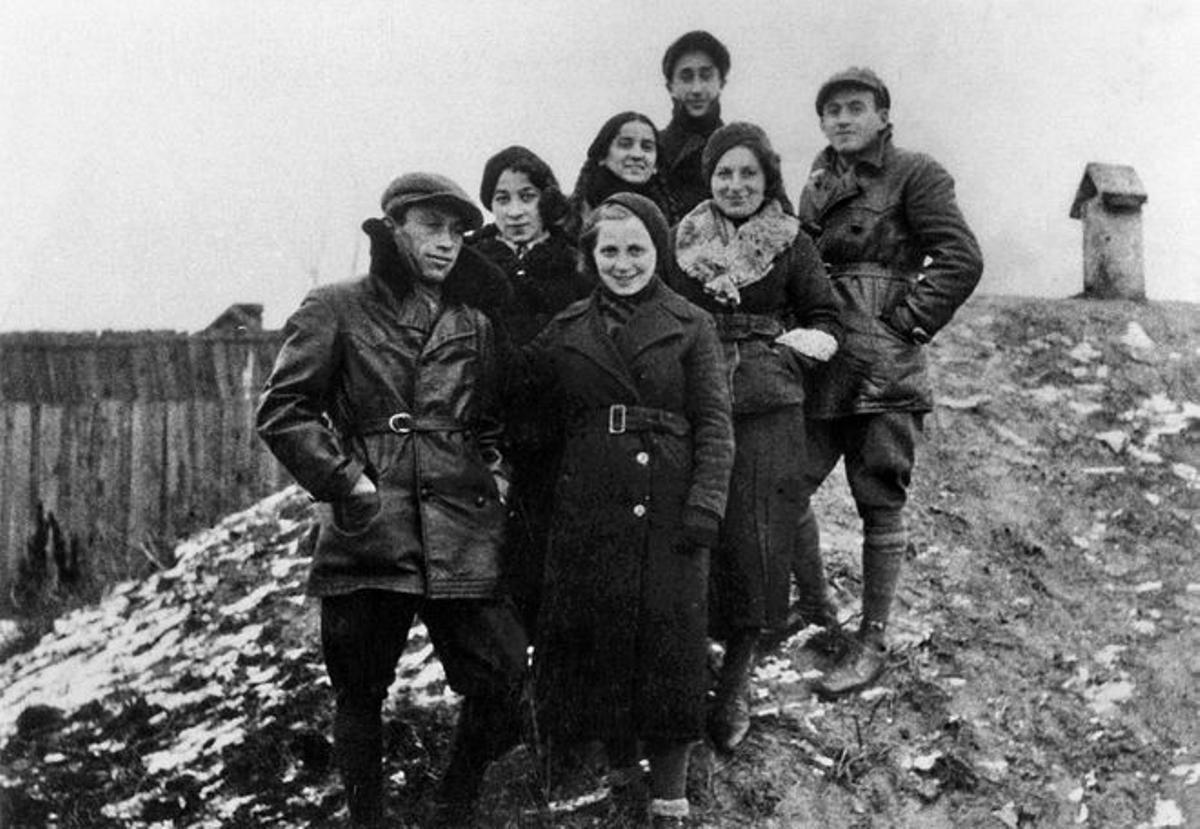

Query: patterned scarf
[{"left": 674, "top": 199, "right": 799, "bottom": 307}]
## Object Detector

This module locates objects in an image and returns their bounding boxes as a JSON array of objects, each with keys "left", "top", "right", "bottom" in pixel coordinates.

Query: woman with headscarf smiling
[{"left": 522, "top": 192, "right": 733, "bottom": 827}]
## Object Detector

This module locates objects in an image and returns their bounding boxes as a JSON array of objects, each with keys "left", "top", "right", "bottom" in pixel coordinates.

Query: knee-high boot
[
  {"left": 708, "top": 630, "right": 757, "bottom": 751},
  {"left": 814, "top": 513, "right": 904, "bottom": 698},
  {"left": 791, "top": 504, "right": 838, "bottom": 629},
  {"left": 333, "top": 702, "right": 384, "bottom": 827}
]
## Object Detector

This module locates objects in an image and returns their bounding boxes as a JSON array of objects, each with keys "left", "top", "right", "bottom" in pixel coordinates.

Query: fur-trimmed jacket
[{"left": 256, "top": 218, "right": 514, "bottom": 598}]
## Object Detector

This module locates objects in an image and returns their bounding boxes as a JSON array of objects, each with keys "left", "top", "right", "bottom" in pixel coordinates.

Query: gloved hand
[{"left": 775, "top": 327, "right": 838, "bottom": 362}]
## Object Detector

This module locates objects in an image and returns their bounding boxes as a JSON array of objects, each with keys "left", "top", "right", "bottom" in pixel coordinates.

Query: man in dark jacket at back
[
  {"left": 794, "top": 68, "right": 983, "bottom": 697},
  {"left": 257, "top": 173, "right": 524, "bottom": 826},
  {"left": 658, "top": 30, "right": 731, "bottom": 216}
]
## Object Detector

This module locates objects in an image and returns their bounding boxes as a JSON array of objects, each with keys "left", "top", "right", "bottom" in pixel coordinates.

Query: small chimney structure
[{"left": 1070, "top": 162, "right": 1147, "bottom": 300}]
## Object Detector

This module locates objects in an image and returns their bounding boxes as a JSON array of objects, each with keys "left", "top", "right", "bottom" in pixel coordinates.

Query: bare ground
[{"left": 1, "top": 295, "right": 1198, "bottom": 828}]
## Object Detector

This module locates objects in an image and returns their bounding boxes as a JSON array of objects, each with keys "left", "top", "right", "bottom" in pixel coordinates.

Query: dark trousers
[
  {"left": 800, "top": 411, "right": 923, "bottom": 513},
  {"left": 320, "top": 590, "right": 528, "bottom": 821}
]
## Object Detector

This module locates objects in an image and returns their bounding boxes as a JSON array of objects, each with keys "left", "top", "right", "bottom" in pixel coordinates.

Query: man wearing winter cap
[
  {"left": 257, "top": 171, "right": 523, "bottom": 825},
  {"left": 659, "top": 30, "right": 732, "bottom": 215},
  {"left": 794, "top": 68, "right": 983, "bottom": 697}
]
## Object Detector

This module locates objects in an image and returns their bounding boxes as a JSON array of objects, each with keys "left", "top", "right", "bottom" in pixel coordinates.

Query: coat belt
[
  {"left": 827, "top": 261, "right": 911, "bottom": 280},
  {"left": 713, "top": 312, "right": 785, "bottom": 341},
  {"left": 351, "top": 413, "right": 470, "bottom": 436},
  {"left": 569, "top": 404, "right": 690, "bottom": 437}
]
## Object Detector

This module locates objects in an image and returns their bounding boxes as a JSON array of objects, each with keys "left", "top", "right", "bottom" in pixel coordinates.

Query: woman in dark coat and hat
[
  {"left": 524, "top": 192, "right": 734, "bottom": 826},
  {"left": 565, "top": 112, "right": 678, "bottom": 239},
  {"left": 666, "top": 122, "right": 842, "bottom": 753},
  {"left": 469, "top": 145, "right": 593, "bottom": 631}
]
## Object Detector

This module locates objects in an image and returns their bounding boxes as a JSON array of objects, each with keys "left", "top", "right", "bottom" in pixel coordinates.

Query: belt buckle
[
  {"left": 387, "top": 412, "right": 414, "bottom": 434},
  {"left": 608, "top": 404, "right": 627, "bottom": 435}
]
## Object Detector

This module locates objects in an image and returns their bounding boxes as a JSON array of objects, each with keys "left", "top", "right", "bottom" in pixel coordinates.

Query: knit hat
[
  {"left": 380, "top": 172, "right": 483, "bottom": 231},
  {"left": 478, "top": 145, "right": 558, "bottom": 206},
  {"left": 586, "top": 112, "right": 660, "bottom": 163},
  {"left": 815, "top": 66, "right": 891, "bottom": 114},
  {"left": 701, "top": 121, "right": 787, "bottom": 208},
  {"left": 662, "top": 30, "right": 731, "bottom": 81},
  {"left": 580, "top": 191, "right": 671, "bottom": 277}
]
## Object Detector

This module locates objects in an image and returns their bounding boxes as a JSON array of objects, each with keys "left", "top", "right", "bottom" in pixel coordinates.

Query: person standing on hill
[
  {"left": 658, "top": 30, "right": 731, "bottom": 217},
  {"left": 666, "top": 122, "right": 842, "bottom": 752},
  {"left": 794, "top": 67, "right": 983, "bottom": 698},
  {"left": 256, "top": 173, "right": 525, "bottom": 826},
  {"left": 469, "top": 145, "right": 593, "bottom": 632}
]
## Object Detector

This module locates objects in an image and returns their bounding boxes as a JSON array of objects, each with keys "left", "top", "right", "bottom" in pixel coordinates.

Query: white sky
[{"left": 1, "top": 0, "right": 1197, "bottom": 332}]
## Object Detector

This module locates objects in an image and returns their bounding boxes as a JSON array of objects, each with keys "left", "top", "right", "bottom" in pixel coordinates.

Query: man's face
[
  {"left": 389, "top": 204, "right": 464, "bottom": 283},
  {"left": 668, "top": 50, "right": 724, "bottom": 118},
  {"left": 820, "top": 87, "right": 889, "bottom": 159}
]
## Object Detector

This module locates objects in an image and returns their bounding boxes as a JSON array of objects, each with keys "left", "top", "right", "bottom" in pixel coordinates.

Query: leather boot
[
  {"left": 332, "top": 704, "right": 385, "bottom": 827},
  {"left": 812, "top": 622, "right": 888, "bottom": 698},
  {"left": 707, "top": 631, "right": 756, "bottom": 751},
  {"left": 431, "top": 694, "right": 519, "bottom": 823},
  {"left": 791, "top": 504, "right": 839, "bottom": 629}
]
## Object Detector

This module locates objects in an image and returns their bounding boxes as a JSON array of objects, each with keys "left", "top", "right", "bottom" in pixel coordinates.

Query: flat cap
[
  {"left": 815, "top": 67, "right": 890, "bottom": 114},
  {"left": 380, "top": 172, "right": 483, "bottom": 231}
]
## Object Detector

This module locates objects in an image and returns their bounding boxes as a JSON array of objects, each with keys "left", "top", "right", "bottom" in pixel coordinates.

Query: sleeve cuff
[{"left": 682, "top": 506, "right": 721, "bottom": 548}]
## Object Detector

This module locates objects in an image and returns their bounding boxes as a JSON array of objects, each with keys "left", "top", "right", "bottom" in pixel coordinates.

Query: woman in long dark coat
[
  {"left": 469, "top": 145, "right": 593, "bottom": 631},
  {"left": 525, "top": 192, "right": 733, "bottom": 826},
  {"left": 665, "top": 122, "right": 843, "bottom": 753}
]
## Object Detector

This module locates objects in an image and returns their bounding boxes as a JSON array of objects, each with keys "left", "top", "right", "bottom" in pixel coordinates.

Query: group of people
[{"left": 256, "top": 29, "right": 983, "bottom": 828}]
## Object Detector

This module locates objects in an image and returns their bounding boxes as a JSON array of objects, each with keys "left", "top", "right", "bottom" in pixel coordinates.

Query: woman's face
[
  {"left": 601, "top": 120, "right": 657, "bottom": 185},
  {"left": 491, "top": 169, "right": 544, "bottom": 245},
  {"left": 593, "top": 215, "right": 656, "bottom": 296},
  {"left": 710, "top": 145, "right": 766, "bottom": 219}
]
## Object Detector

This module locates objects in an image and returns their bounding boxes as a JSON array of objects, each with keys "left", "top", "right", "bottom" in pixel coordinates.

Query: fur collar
[{"left": 674, "top": 199, "right": 798, "bottom": 307}]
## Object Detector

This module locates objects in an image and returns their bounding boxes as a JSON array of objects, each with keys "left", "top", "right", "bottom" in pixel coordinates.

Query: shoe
[
  {"left": 812, "top": 637, "right": 887, "bottom": 698},
  {"left": 651, "top": 816, "right": 688, "bottom": 828}
]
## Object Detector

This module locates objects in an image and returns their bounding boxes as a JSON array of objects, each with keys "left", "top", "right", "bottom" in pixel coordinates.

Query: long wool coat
[
  {"left": 256, "top": 219, "right": 513, "bottom": 599},
  {"left": 527, "top": 280, "right": 734, "bottom": 744}
]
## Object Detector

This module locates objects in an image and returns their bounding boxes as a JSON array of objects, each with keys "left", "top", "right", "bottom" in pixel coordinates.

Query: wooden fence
[{"left": 0, "top": 330, "right": 288, "bottom": 601}]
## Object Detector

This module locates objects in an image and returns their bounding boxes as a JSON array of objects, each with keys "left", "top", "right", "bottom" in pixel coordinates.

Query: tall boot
[
  {"left": 814, "top": 518, "right": 904, "bottom": 698},
  {"left": 332, "top": 702, "right": 385, "bottom": 827},
  {"left": 432, "top": 693, "right": 521, "bottom": 823},
  {"left": 791, "top": 504, "right": 839, "bottom": 629},
  {"left": 707, "top": 630, "right": 757, "bottom": 752}
]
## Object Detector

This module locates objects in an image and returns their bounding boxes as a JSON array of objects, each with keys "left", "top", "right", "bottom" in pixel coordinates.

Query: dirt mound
[{"left": 2, "top": 295, "right": 1199, "bottom": 828}]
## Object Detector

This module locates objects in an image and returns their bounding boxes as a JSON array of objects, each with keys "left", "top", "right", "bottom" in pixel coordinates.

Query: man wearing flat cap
[
  {"left": 257, "top": 172, "right": 524, "bottom": 825},
  {"left": 794, "top": 68, "right": 983, "bottom": 697}
]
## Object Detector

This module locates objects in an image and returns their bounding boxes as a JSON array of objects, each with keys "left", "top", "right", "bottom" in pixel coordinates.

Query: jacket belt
[
  {"left": 351, "top": 413, "right": 470, "bottom": 436},
  {"left": 827, "top": 261, "right": 911, "bottom": 280},
  {"left": 569, "top": 404, "right": 690, "bottom": 437},
  {"left": 714, "top": 312, "right": 785, "bottom": 341}
]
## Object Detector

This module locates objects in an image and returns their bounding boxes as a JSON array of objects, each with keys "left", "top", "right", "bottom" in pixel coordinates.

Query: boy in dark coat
[{"left": 659, "top": 30, "right": 731, "bottom": 216}]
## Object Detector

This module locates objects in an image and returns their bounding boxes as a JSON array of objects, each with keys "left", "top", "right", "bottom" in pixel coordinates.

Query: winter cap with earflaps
[
  {"left": 380, "top": 172, "right": 483, "bottom": 231},
  {"left": 661, "top": 30, "right": 731, "bottom": 81},
  {"left": 814, "top": 67, "right": 891, "bottom": 114}
]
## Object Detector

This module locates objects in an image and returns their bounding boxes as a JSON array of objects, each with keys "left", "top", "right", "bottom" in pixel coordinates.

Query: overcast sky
[{"left": 1, "top": 0, "right": 1196, "bottom": 332}]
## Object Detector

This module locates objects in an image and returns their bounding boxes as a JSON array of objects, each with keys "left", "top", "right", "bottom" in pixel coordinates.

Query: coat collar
[{"left": 557, "top": 280, "right": 685, "bottom": 399}]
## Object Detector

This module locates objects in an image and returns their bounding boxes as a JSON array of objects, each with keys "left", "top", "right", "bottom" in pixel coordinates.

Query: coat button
[
  {"left": 635, "top": 451, "right": 650, "bottom": 466},
  {"left": 420, "top": 484, "right": 433, "bottom": 498},
  {"left": 475, "top": 495, "right": 487, "bottom": 507},
  {"left": 632, "top": 504, "right": 646, "bottom": 517}
]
